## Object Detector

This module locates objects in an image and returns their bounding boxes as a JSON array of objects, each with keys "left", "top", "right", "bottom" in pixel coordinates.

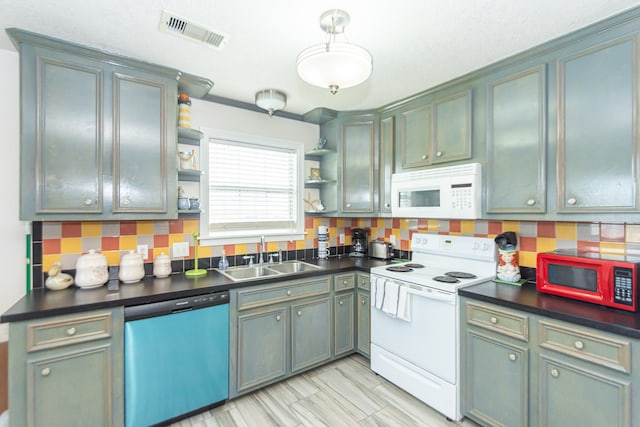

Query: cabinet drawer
[
  {"left": 334, "top": 273, "right": 355, "bottom": 291},
  {"left": 465, "top": 302, "right": 529, "bottom": 342},
  {"left": 356, "top": 273, "right": 370, "bottom": 290},
  {"left": 237, "top": 277, "right": 331, "bottom": 310},
  {"left": 26, "top": 311, "right": 113, "bottom": 352},
  {"left": 538, "top": 320, "right": 631, "bottom": 373}
]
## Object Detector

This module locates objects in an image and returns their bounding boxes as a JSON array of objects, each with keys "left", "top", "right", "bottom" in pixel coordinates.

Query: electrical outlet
[
  {"left": 172, "top": 242, "right": 189, "bottom": 258},
  {"left": 389, "top": 235, "right": 396, "bottom": 246},
  {"left": 136, "top": 244, "right": 149, "bottom": 260},
  {"left": 339, "top": 233, "right": 345, "bottom": 244}
]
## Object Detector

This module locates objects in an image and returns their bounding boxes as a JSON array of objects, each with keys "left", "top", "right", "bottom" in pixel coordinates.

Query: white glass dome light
[{"left": 296, "top": 9, "right": 373, "bottom": 94}]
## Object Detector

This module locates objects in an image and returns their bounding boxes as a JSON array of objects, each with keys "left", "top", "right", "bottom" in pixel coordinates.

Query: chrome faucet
[{"left": 259, "top": 235, "right": 266, "bottom": 264}]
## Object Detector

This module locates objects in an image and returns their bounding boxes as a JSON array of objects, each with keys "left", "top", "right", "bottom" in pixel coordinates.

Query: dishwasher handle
[{"left": 125, "top": 290, "right": 229, "bottom": 321}]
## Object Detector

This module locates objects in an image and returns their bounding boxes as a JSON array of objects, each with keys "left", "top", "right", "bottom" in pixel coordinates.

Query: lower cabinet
[
  {"left": 356, "top": 272, "right": 371, "bottom": 357},
  {"left": 334, "top": 292, "right": 354, "bottom": 357},
  {"left": 460, "top": 297, "right": 639, "bottom": 427},
  {"left": 292, "top": 297, "right": 332, "bottom": 372},
  {"left": 8, "top": 308, "right": 124, "bottom": 427}
]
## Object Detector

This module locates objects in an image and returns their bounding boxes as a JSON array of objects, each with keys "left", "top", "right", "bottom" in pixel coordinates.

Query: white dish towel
[
  {"left": 381, "top": 280, "right": 400, "bottom": 317},
  {"left": 372, "top": 277, "right": 412, "bottom": 322},
  {"left": 396, "top": 285, "right": 411, "bottom": 322},
  {"left": 374, "top": 277, "right": 385, "bottom": 309}
]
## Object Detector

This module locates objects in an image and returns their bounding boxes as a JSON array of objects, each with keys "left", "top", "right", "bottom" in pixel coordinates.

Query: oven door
[{"left": 370, "top": 278, "right": 457, "bottom": 383}]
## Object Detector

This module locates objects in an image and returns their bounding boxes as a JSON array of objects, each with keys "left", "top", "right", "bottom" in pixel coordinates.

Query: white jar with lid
[
  {"left": 75, "top": 249, "right": 109, "bottom": 289},
  {"left": 153, "top": 252, "right": 172, "bottom": 278},
  {"left": 119, "top": 250, "right": 145, "bottom": 283}
]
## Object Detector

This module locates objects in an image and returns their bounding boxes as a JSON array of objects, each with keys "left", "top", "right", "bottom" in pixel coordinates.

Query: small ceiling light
[
  {"left": 297, "top": 9, "right": 372, "bottom": 95},
  {"left": 255, "top": 89, "right": 287, "bottom": 116}
]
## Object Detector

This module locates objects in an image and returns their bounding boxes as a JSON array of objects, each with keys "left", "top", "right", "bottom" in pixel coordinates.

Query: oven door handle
[{"left": 404, "top": 286, "right": 455, "bottom": 303}]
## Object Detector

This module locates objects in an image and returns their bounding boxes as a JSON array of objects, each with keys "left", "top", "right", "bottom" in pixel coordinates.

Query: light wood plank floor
[{"left": 171, "top": 354, "right": 480, "bottom": 427}]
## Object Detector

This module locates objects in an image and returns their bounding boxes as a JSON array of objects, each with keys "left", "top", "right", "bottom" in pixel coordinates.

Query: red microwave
[{"left": 537, "top": 250, "right": 640, "bottom": 312}]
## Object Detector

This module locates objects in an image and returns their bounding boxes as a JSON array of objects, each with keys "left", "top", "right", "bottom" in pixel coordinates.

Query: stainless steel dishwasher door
[{"left": 124, "top": 291, "right": 229, "bottom": 427}]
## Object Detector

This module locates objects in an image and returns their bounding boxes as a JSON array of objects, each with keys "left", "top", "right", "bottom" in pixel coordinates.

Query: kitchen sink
[{"left": 216, "top": 261, "right": 322, "bottom": 282}]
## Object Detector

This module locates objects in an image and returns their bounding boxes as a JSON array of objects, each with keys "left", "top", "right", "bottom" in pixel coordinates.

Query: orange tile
[
  {"left": 61, "top": 222, "right": 81, "bottom": 238},
  {"left": 223, "top": 244, "right": 236, "bottom": 256},
  {"left": 537, "top": 222, "right": 555, "bottom": 238},
  {"left": 102, "top": 237, "right": 119, "bottom": 251},
  {"left": 519, "top": 237, "right": 537, "bottom": 252},
  {"left": 43, "top": 239, "right": 61, "bottom": 255},
  {"left": 488, "top": 221, "right": 502, "bottom": 235},
  {"left": 305, "top": 216, "right": 313, "bottom": 228},
  {"left": 449, "top": 220, "right": 461, "bottom": 233},
  {"left": 154, "top": 234, "right": 169, "bottom": 248},
  {"left": 393, "top": 218, "right": 401, "bottom": 228},
  {"left": 120, "top": 221, "right": 137, "bottom": 235},
  {"left": 169, "top": 220, "right": 183, "bottom": 234},
  {"left": 287, "top": 240, "right": 297, "bottom": 251},
  {"left": 578, "top": 240, "right": 600, "bottom": 252}
]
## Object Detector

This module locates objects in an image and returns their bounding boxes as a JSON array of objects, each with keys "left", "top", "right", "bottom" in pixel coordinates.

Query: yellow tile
[
  {"left": 42, "top": 254, "right": 59, "bottom": 272},
  {"left": 536, "top": 237, "right": 557, "bottom": 253},
  {"left": 626, "top": 224, "right": 640, "bottom": 244},
  {"left": 296, "top": 240, "right": 306, "bottom": 250},
  {"left": 103, "top": 250, "right": 120, "bottom": 266},
  {"left": 81, "top": 222, "right": 102, "bottom": 237},
  {"left": 61, "top": 238, "right": 82, "bottom": 254},
  {"left": 234, "top": 243, "right": 247, "bottom": 255},
  {"left": 519, "top": 251, "right": 537, "bottom": 267},
  {"left": 169, "top": 234, "right": 184, "bottom": 245},
  {"left": 427, "top": 220, "right": 439, "bottom": 232},
  {"left": 555, "top": 222, "right": 577, "bottom": 240},
  {"left": 267, "top": 241, "right": 279, "bottom": 252},
  {"left": 136, "top": 221, "right": 154, "bottom": 235},
  {"left": 197, "top": 245, "right": 212, "bottom": 258},
  {"left": 502, "top": 221, "right": 520, "bottom": 233},
  {"left": 461, "top": 220, "right": 475, "bottom": 234},
  {"left": 119, "top": 236, "right": 137, "bottom": 251},
  {"left": 600, "top": 242, "right": 625, "bottom": 255},
  {"left": 183, "top": 220, "right": 199, "bottom": 233}
]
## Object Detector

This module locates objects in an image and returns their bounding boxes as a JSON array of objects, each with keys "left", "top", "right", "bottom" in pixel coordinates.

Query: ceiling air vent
[{"left": 159, "top": 11, "right": 228, "bottom": 49}]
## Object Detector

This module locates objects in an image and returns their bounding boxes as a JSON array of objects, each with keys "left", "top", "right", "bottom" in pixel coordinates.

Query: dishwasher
[{"left": 124, "top": 290, "right": 229, "bottom": 427}]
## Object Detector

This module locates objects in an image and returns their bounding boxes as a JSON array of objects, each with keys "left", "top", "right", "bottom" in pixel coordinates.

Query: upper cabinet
[
  {"left": 487, "top": 66, "right": 547, "bottom": 213},
  {"left": 341, "top": 115, "right": 377, "bottom": 215},
  {"left": 557, "top": 36, "right": 639, "bottom": 213},
  {"left": 9, "top": 28, "right": 197, "bottom": 221},
  {"left": 378, "top": 114, "right": 395, "bottom": 215}
]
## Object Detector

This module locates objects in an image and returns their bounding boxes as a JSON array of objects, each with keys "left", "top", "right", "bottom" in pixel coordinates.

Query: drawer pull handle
[
  {"left": 508, "top": 353, "right": 516, "bottom": 361},
  {"left": 574, "top": 340, "right": 584, "bottom": 350},
  {"left": 550, "top": 368, "right": 560, "bottom": 378},
  {"left": 490, "top": 316, "right": 498, "bottom": 324},
  {"left": 275, "top": 315, "right": 281, "bottom": 321},
  {"left": 41, "top": 367, "right": 51, "bottom": 377},
  {"left": 66, "top": 327, "right": 76, "bottom": 336},
  {"left": 297, "top": 310, "right": 302, "bottom": 316},
  {"left": 286, "top": 290, "right": 291, "bottom": 296}
]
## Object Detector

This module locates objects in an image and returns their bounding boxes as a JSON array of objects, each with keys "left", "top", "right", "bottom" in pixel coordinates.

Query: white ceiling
[{"left": 1, "top": 0, "right": 639, "bottom": 116}]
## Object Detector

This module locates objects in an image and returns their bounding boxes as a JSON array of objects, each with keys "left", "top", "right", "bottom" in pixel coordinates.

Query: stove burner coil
[
  {"left": 445, "top": 271, "right": 477, "bottom": 279},
  {"left": 386, "top": 266, "right": 413, "bottom": 272},
  {"left": 433, "top": 275, "right": 460, "bottom": 283},
  {"left": 404, "top": 263, "right": 424, "bottom": 268}
]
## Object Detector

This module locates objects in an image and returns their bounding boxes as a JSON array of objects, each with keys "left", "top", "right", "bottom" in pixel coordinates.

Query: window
[{"left": 201, "top": 129, "right": 305, "bottom": 244}]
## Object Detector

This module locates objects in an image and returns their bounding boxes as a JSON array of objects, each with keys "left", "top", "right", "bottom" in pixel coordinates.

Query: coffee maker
[{"left": 349, "top": 228, "right": 368, "bottom": 257}]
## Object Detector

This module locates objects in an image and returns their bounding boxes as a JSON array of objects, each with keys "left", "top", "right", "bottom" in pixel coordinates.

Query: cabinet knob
[
  {"left": 490, "top": 316, "right": 498, "bottom": 324},
  {"left": 508, "top": 353, "right": 517, "bottom": 361},
  {"left": 550, "top": 368, "right": 560, "bottom": 378},
  {"left": 421, "top": 154, "right": 427, "bottom": 160},
  {"left": 66, "top": 327, "right": 76, "bottom": 336},
  {"left": 527, "top": 199, "right": 536, "bottom": 206},
  {"left": 362, "top": 298, "right": 367, "bottom": 304},
  {"left": 84, "top": 199, "right": 93, "bottom": 206},
  {"left": 346, "top": 203, "right": 352, "bottom": 208},
  {"left": 41, "top": 367, "right": 51, "bottom": 377},
  {"left": 339, "top": 300, "right": 344, "bottom": 305},
  {"left": 286, "top": 290, "right": 291, "bottom": 296},
  {"left": 567, "top": 197, "right": 577, "bottom": 205},
  {"left": 436, "top": 151, "right": 443, "bottom": 158},
  {"left": 343, "top": 280, "right": 348, "bottom": 285},
  {"left": 385, "top": 203, "right": 390, "bottom": 208},
  {"left": 122, "top": 198, "right": 130, "bottom": 206},
  {"left": 297, "top": 310, "right": 302, "bottom": 316},
  {"left": 275, "top": 314, "right": 281, "bottom": 321},
  {"left": 574, "top": 340, "right": 584, "bottom": 350}
]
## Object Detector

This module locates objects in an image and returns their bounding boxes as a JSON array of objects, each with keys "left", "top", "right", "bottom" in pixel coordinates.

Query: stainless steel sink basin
[
  {"left": 267, "top": 261, "right": 322, "bottom": 274},
  {"left": 216, "top": 261, "right": 322, "bottom": 282}
]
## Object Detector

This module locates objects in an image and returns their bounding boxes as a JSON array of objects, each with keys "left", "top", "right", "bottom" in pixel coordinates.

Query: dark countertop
[
  {"left": 459, "top": 281, "right": 640, "bottom": 340},
  {"left": 2, "top": 256, "right": 390, "bottom": 323}
]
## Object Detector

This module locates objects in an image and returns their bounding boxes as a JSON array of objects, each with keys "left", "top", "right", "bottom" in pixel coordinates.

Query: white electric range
[{"left": 369, "top": 233, "right": 497, "bottom": 422}]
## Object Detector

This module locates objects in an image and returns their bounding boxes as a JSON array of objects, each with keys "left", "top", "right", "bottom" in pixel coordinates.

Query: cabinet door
[
  {"left": 538, "top": 356, "right": 630, "bottom": 427},
  {"left": 24, "top": 49, "right": 104, "bottom": 217},
  {"left": 356, "top": 289, "right": 370, "bottom": 357},
  {"left": 291, "top": 298, "right": 331, "bottom": 372},
  {"left": 334, "top": 292, "right": 354, "bottom": 356},
  {"left": 487, "top": 66, "right": 546, "bottom": 213},
  {"left": 379, "top": 115, "right": 395, "bottom": 214},
  {"left": 113, "top": 70, "right": 176, "bottom": 215},
  {"left": 400, "top": 104, "right": 431, "bottom": 168},
  {"left": 237, "top": 307, "right": 287, "bottom": 392},
  {"left": 465, "top": 331, "right": 528, "bottom": 427},
  {"left": 558, "top": 37, "right": 638, "bottom": 212},
  {"left": 27, "top": 344, "right": 113, "bottom": 426},
  {"left": 432, "top": 91, "right": 472, "bottom": 164},
  {"left": 342, "top": 120, "right": 375, "bottom": 213}
]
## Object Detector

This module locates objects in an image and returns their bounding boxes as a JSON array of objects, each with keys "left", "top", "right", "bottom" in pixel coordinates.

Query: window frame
[{"left": 198, "top": 128, "right": 306, "bottom": 246}]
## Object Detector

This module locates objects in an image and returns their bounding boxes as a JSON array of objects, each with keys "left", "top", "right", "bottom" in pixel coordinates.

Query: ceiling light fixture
[
  {"left": 297, "top": 9, "right": 372, "bottom": 95},
  {"left": 255, "top": 89, "right": 287, "bottom": 116}
]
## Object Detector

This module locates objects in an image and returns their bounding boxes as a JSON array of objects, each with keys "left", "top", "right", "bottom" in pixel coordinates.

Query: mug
[{"left": 318, "top": 248, "right": 330, "bottom": 259}]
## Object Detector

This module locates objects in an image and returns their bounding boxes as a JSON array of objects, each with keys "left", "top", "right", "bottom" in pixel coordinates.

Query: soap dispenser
[{"left": 218, "top": 250, "right": 229, "bottom": 270}]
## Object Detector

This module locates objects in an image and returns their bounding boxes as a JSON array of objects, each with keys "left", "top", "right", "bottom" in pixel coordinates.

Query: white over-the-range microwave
[{"left": 390, "top": 162, "right": 482, "bottom": 219}]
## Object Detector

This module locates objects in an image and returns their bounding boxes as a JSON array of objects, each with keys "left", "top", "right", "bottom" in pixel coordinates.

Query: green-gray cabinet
[
  {"left": 10, "top": 28, "right": 178, "bottom": 221},
  {"left": 341, "top": 115, "right": 376, "bottom": 214},
  {"left": 400, "top": 103, "right": 432, "bottom": 168},
  {"left": 461, "top": 297, "right": 639, "bottom": 427},
  {"left": 8, "top": 308, "right": 124, "bottom": 427},
  {"left": 487, "top": 66, "right": 547, "bottom": 213},
  {"left": 291, "top": 297, "right": 332, "bottom": 372},
  {"left": 355, "top": 273, "right": 371, "bottom": 357},
  {"left": 379, "top": 114, "right": 395, "bottom": 215},
  {"left": 333, "top": 292, "right": 355, "bottom": 357},
  {"left": 557, "top": 36, "right": 639, "bottom": 213}
]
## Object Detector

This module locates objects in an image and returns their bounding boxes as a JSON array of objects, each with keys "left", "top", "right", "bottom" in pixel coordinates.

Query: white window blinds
[{"left": 208, "top": 137, "right": 301, "bottom": 237}]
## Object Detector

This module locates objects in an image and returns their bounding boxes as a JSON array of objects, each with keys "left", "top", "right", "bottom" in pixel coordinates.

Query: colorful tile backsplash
[{"left": 31, "top": 218, "right": 640, "bottom": 289}]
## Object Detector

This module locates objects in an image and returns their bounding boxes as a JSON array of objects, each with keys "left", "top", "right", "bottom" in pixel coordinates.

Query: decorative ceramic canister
[
  {"left": 119, "top": 250, "right": 145, "bottom": 284},
  {"left": 75, "top": 249, "right": 109, "bottom": 289},
  {"left": 153, "top": 252, "right": 172, "bottom": 278}
]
